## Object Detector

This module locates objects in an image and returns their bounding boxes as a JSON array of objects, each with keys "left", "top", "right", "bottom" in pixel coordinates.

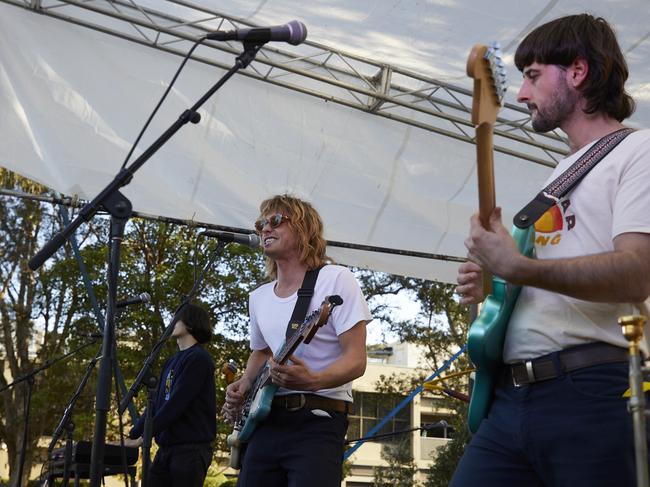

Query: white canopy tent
[{"left": 1, "top": 0, "right": 648, "bottom": 283}]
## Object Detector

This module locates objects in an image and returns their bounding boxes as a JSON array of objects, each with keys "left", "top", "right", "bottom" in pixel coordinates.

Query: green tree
[
  {"left": 367, "top": 276, "right": 473, "bottom": 484},
  {"left": 108, "top": 217, "right": 266, "bottom": 453},
  {"left": 373, "top": 435, "right": 419, "bottom": 487},
  {"left": 0, "top": 169, "right": 266, "bottom": 484},
  {"left": 0, "top": 170, "right": 100, "bottom": 487},
  {"left": 2, "top": 169, "right": 474, "bottom": 485},
  {"left": 424, "top": 404, "right": 471, "bottom": 487}
]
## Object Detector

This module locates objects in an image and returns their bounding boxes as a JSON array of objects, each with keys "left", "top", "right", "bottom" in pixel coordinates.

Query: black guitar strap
[
  {"left": 285, "top": 266, "right": 324, "bottom": 340},
  {"left": 514, "top": 128, "right": 635, "bottom": 229}
]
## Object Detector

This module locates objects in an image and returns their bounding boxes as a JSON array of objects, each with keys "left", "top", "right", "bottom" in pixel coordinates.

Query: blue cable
[
  {"left": 58, "top": 205, "right": 105, "bottom": 330},
  {"left": 57, "top": 203, "right": 138, "bottom": 422},
  {"left": 344, "top": 344, "right": 467, "bottom": 459}
]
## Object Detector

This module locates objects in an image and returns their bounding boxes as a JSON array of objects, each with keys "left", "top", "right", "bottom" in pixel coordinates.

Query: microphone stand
[
  {"left": 46, "top": 347, "right": 103, "bottom": 477},
  {"left": 89, "top": 212, "right": 129, "bottom": 487},
  {"left": 27, "top": 41, "right": 265, "bottom": 487},
  {"left": 141, "top": 373, "right": 157, "bottom": 487},
  {"left": 61, "top": 421, "right": 75, "bottom": 487},
  {"left": 17, "top": 376, "right": 33, "bottom": 487},
  {"left": 0, "top": 339, "right": 100, "bottom": 487},
  {"left": 119, "top": 239, "right": 227, "bottom": 486}
]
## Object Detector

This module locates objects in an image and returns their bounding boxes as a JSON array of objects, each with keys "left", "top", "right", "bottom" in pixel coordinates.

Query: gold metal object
[{"left": 619, "top": 314, "right": 649, "bottom": 487}]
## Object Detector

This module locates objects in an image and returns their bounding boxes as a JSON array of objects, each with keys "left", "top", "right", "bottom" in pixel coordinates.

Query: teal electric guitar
[
  {"left": 227, "top": 295, "right": 343, "bottom": 469},
  {"left": 465, "top": 43, "right": 535, "bottom": 433}
]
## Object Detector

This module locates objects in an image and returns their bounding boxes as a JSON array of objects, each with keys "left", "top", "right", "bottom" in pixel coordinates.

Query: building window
[{"left": 348, "top": 391, "right": 410, "bottom": 445}]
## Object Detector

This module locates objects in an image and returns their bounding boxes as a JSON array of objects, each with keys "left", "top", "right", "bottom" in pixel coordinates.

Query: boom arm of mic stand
[
  {"left": 48, "top": 348, "right": 102, "bottom": 454},
  {"left": 28, "top": 39, "right": 264, "bottom": 272},
  {"left": 118, "top": 309, "right": 181, "bottom": 415},
  {"left": 0, "top": 338, "right": 99, "bottom": 394}
]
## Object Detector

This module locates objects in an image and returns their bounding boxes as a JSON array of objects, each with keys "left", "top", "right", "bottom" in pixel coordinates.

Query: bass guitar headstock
[
  {"left": 303, "top": 295, "right": 343, "bottom": 344},
  {"left": 221, "top": 359, "right": 239, "bottom": 385},
  {"left": 467, "top": 42, "right": 507, "bottom": 126}
]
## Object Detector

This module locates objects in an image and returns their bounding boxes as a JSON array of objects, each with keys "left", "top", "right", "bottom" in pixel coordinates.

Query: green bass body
[{"left": 467, "top": 225, "right": 535, "bottom": 433}]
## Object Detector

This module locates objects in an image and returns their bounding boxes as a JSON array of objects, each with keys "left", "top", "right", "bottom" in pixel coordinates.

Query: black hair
[{"left": 177, "top": 303, "right": 212, "bottom": 344}]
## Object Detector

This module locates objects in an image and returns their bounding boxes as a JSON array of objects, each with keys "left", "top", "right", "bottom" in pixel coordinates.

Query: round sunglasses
[{"left": 254, "top": 213, "right": 290, "bottom": 233}]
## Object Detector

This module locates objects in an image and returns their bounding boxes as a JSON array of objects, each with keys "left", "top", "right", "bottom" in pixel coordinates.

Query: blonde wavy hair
[{"left": 258, "top": 194, "right": 330, "bottom": 279}]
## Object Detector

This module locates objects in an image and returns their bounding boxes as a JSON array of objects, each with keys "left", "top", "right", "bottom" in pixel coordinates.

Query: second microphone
[{"left": 201, "top": 230, "right": 261, "bottom": 248}]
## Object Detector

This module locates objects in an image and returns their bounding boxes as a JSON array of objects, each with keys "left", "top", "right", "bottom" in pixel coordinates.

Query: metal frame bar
[
  {"left": 1, "top": 0, "right": 569, "bottom": 166},
  {"left": 0, "top": 188, "right": 466, "bottom": 263}
]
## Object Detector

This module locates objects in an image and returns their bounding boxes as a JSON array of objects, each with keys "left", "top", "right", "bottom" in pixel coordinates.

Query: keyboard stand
[{"left": 46, "top": 462, "right": 137, "bottom": 487}]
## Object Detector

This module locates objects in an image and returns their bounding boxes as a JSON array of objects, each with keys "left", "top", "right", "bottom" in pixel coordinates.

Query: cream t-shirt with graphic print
[{"left": 504, "top": 129, "right": 650, "bottom": 363}]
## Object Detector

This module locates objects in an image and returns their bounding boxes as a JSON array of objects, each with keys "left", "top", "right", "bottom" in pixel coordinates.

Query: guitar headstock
[
  {"left": 221, "top": 359, "right": 238, "bottom": 385},
  {"left": 466, "top": 42, "right": 507, "bottom": 125},
  {"left": 303, "top": 295, "right": 343, "bottom": 344}
]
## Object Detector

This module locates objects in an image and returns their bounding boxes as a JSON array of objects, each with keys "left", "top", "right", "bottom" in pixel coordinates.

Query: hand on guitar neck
[
  {"left": 463, "top": 42, "right": 537, "bottom": 434},
  {"left": 220, "top": 359, "right": 250, "bottom": 425},
  {"left": 222, "top": 376, "right": 251, "bottom": 425},
  {"left": 458, "top": 207, "right": 525, "bottom": 304}
]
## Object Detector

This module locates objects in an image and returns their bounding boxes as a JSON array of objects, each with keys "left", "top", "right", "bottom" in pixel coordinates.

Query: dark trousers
[
  {"left": 451, "top": 360, "right": 649, "bottom": 486},
  {"left": 148, "top": 443, "right": 212, "bottom": 487},
  {"left": 237, "top": 406, "right": 348, "bottom": 487}
]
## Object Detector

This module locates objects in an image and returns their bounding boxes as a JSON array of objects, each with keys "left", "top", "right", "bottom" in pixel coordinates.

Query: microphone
[
  {"left": 116, "top": 292, "right": 151, "bottom": 309},
  {"left": 200, "top": 230, "right": 261, "bottom": 248},
  {"left": 423, "top": 420, "right": 449, "bottom": 432},
  {"left": 205, "top": 20, "right": 307, "bottom": 46}
]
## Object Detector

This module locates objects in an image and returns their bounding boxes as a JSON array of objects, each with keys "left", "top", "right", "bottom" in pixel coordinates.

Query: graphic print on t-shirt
[
  {"left": 165, "top": 368, "right": 174, "bottom": 401},
  {"left": 534, "top": 198, "right": 575, "bottom": 247}
]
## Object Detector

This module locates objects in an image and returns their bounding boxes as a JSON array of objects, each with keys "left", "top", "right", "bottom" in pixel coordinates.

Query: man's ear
[{"left": 568, "top": 57, "right": 589, "bottom": 88}]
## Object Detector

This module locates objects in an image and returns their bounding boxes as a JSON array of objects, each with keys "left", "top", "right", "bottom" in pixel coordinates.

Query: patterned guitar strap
[
  {"left": 512, "top": 127, "right": 647, "bottom": 316},
  {"left": 513, "top": 127, "right": 635, "bottom": 230}
]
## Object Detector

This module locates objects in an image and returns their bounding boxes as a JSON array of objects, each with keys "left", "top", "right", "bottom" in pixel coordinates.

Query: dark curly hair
[{"left": 514, "top": 14, "right": 635, "bottom": 121}]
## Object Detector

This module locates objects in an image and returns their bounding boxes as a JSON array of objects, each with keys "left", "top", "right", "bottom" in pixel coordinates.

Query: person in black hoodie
[{"left": 126, "top": 303, "right": 216, "bottom": 487}]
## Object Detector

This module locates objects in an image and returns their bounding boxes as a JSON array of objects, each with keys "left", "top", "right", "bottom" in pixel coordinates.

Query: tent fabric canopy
[{"left": 1, "top": 1, "right": 648, "bottom": 283}]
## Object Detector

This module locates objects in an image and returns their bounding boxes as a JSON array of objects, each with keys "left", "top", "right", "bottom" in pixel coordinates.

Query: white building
[{"left": 342, "top": 342, "right": 455, "bottom": 486}]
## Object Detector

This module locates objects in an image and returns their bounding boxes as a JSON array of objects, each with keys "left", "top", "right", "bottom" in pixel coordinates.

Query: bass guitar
[
  {"left": 227, "top": 294, "right": 343, "bottom": 468},
  {"left": 465, "top": 43, "right": 535, "bottom": 433}
]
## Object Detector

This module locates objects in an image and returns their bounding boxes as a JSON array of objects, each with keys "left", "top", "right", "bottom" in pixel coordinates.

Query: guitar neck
[
  {"left": 273, "top": 306, "right": 322, "bottom": 364},
  {"left": 475, "top": 122, "right": 495, "bottom": 294},
  {"left": 250, "top": 333, "right": 303, "bottom": 391},
  {"left": 273, "top": 332, "right": 303, "bottom": 365},
  {"left": 466, "top": 42, "right": 507, "bottom": 298},
  {"left": 476, "top": 122, "right": 496, "bottom": 225}
]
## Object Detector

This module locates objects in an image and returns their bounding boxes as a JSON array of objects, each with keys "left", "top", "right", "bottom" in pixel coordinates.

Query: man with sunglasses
[{"left": 223, "top": 194, "right": 372, "bottom": 487}]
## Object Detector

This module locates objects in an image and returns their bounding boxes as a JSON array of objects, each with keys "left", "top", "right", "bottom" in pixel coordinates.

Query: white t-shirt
[
  {"left": 504, "top": 129, "right": 650, "bottom": 363},
  {"left": 249, "top": 264, "right": 372, "bottom": 401}
]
